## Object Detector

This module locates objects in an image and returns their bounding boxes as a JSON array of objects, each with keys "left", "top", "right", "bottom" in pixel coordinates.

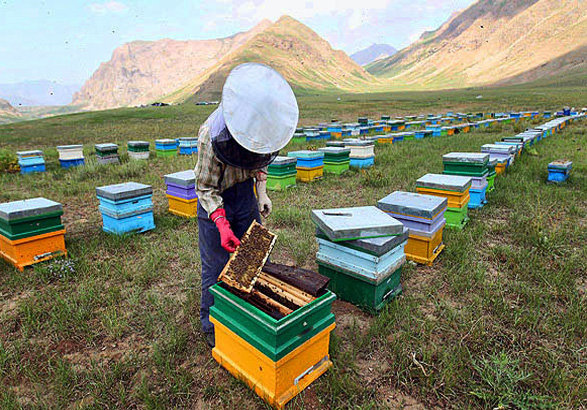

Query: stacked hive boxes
[
  {"left": 442, "top": 153, "right": 489, "bottom": 209},
  {"left": 0, "top": 198, "right": 66, "bottom": 271},
  {"left": 378, "top": 191, "right": 447, "bottom": 266},
  {"left": 155, "top": 138, "right": 178, "bottom": 157},
  {"left": 127, "top": 141, "right": 150, "bottom": 160},
  {"left": 481, "top": 144, "right": 515, "bottom": 168},
  {"left": 486, "top": 158, "right": 497, "bottom": 192},
  {"left": 17, "top": 150, "right": 46, "bottom": 174},
  {"left": 344, "top": 139, "right": 375, "bottom": 168},
  {"left": 209, "top": 279, "right": 336, "bottom": 409},
  {"left": 416, "top": 174, "right": 471, "bottom": 230},
  {"left": 287, "top": 151, "right": 324, "bottom": 182},
  {"left": 547, "top": 161, "right": 572, "bottom": 183},
  {"left": 312, "top": 206, "right": 408, "bottom": 312},
  {"left": 95, "top": 143, "right": 120, "bottom": 165},
  {"left": 57, "top": 145, "right": 85, "bottom": 168},
  {"left": 96, "top": 182, "right": 155, "bottom": 234},
  {"left": 178, "top": 137, "right": 198, "bottom": 155},
  {"left": 267, "top": 156, "right": 297, "bottom": 191},
  {"left": 318, "top": 147, "right": 350, "bottom": 175},
  {"left": 164, "top": 170, "right": 198, "bottom": 217}
]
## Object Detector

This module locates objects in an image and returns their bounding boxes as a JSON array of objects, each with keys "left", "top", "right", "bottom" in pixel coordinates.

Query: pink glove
[{"left": 211, "top": 208, "right": 240, "bottom": 253}]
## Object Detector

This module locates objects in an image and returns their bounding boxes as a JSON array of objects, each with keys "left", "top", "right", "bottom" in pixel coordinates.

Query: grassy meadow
[{"left": 0, "top": 88, "right": 585, "bottom": 409}]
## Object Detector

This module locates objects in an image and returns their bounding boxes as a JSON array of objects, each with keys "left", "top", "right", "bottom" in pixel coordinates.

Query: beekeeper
[{"left": 194, "top": 63, "right": 299, "bottom": 348}]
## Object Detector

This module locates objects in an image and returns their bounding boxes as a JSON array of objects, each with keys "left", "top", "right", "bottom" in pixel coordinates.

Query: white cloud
[{"left": 89, "top": 1, "right": 129, "bottom": 15}]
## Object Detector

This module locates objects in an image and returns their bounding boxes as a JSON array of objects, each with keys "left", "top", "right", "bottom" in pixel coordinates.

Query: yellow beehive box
[
  {"left": 0, "top": 229, "right": 67, "bottom": 271},
  {"left": 296, "top": 167, "right": 323, "bottom": 183},
  {"left": 415, "top": 187, "right": 470, "bottom": 208},
  {"left": 405, "top": 227, "right": 445, "bottom": 266},
  {"left": 211, "top": 318, "right": 335, "bottom": 409},
  {"left": 166, "top": 194, "right": 197, "bottom": 218},
  {"left": 495, "top": 162, "right": 506, "bottom": 175}
]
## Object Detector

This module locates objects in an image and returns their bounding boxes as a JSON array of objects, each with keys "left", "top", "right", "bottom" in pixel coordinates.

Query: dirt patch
[
  {"left": 63, "top": 334, "right": 151, "bottom": 369},
  {"left": 0, "top": 290, "right": 32, "bottom": 318}
]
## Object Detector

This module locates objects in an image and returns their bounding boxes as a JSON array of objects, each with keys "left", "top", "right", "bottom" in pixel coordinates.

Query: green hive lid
[
  {"left": 0, "top": 197, "right": 62, "bottom": 221},
  {"left": 548, "top": 160, "right": 572, "bottom": 170},
  {"left": 95, "top": 143, "right": 118, "bottom": 151},
  {"left": 416, "top": 174, "right": 472, "bottom": 192},
  {"left": 311, "top": 206, "right": 404, "bottom": 242},
  {"left": 128, "top": 140, "right": 150, "bottom": 147},
  {"left": 316, "top": 226, "right": 408, "bottom": 256},
  {"left": 377, "top": 191, "right": 447, "bottom": 219},
  {"left": 96, "top": 182, "right": 152, "bottom": 201},
  {"left": 164, "top": 170, "right": 195, "bottom": 186},
  {"left": 443, "top": 152, "right": 489, "bottom": 164},
  {"left": 57, "top": 145, "right": 83, "bottom": 150},
  {"left": 271, "top": 156, "right": 297, "bottom": 166},
  {"left": 318, "top": 147, "right": 350, "bottom": 155},
  {"left": 16, "top": 150, "right": 43, "bottom": 157},
  {"left": 287, "top": 150, "right": 324, "bottom": 159}
]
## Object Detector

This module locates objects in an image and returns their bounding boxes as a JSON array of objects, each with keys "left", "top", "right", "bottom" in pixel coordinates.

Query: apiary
[
  {"left": 547, "top": 160, "right": 572, "bottom": 183},
  {"left": 377, "top": 191, "right": 447, "bottom": 265},
  {"left": 318, "top": 147, "right": 350, "bottom": 175},
  {"left": 267, "top": 156, "right": 297, "bottom": 191},
  {"left": 95, "top": 143, "right": 120, "bottom": 165},
  {"left": 311, "top": 206, "right": 407, "bottom": 312},
  {"left": 0, "top": 198, "right": 67, "bottom": 271},
  {"left": 163, "top": 170, "right": 198, "bottom": 217},
  {"left": 178, "top": 137, "right": 198, "bottom": 155},
  {"left": 57, "top": 145, "right": 85, "bottom": 168},
  {"left": 155, "top": 138, "right": 178, "bottom": 157},
  {"left": 17, "top": 150, "right": 46, "bottom": 174},
  {"left": 415, "top": 174, "right": 471, "bottom": 229},
  {"left": 287, "top": 151, "right": 324, "bottom": 182},
  {"left": 96, "top": 182, "right": 155, "bottom": 234},
  {"left": 127, "top": 141, "right": 150, "bottom": 160}
]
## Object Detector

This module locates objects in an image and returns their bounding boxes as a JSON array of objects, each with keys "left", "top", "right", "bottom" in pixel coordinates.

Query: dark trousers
[{"left": 197, "top": 178, "right": 260, "bottom": 334}]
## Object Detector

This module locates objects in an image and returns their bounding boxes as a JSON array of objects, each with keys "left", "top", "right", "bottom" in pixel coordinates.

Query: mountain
[
  {"left": 72, "top": 20, "right": 273, "bottom": 110},
  {"left": 0, "top": 80, "right": 80, "bottom": 106},
  {"left": 367, "top": 0, "right": 587, "bottom": 89},
  {"left": 0, "top": 98, "right": 22, "bottom": 124},
  {"left": 165, "top": 16, "right": 379, "bottom": 103},
  {"left": 351, "top": 44, "right": 397, "bottom": 66}
]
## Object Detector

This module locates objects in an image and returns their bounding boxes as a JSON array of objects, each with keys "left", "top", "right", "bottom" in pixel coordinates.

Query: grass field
[{"left": 0, "top": 92, "right": 585, "bottom": 409}]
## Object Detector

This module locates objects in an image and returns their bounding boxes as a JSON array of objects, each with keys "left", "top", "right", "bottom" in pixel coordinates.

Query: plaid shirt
[{"left": 195, "top": 110, "right": 265, "bottom": 216}]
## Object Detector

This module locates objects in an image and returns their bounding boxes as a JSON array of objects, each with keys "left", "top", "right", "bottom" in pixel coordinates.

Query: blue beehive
[
  {"left": 547, "top": 160, "right": 572, "bottom": 183},
  {"left": 17, "top": 151, "right": 46, "bottom": 174},
  {"left": 178, "top": 137, "right": 198, "bottom": 155},
  {"left": 96, "top": 182, "right": 155, "bottom": 235}
]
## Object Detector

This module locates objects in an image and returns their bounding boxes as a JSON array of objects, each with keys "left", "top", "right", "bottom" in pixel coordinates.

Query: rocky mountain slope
[
  {"left": 165, "top": 16, "right": 379, "bottom": 102},
  {"left": 0, "top": 98, "right": 23, "bottom": 124},
  {"left": 367, "top": 0, "right": 587, "bottom": 88},
  {"left": 72, "top": 20, "right": 272, "bottom": 110},
  {"left": 351, "top": 44, "right": 397, "bottom": 66}
]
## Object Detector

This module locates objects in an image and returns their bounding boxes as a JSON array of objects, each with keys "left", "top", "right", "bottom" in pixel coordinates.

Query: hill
[
  {"left": 165, "top": 16, "right": 379, "bottom": 103},
  {"left": 72, "top": 20, "right": 272, "bottom": 110},
  {"left": 0, "top": 80, "right": 81, "bottom": 106},
  {"left": 351, "top": 44, "right": 397, "bottom": 66},
  {"left": 367, "top": 0, "right": 587, "bottom": 89},
  {"left": 0, "top": 98, "right": 22, "bottom": 124}
]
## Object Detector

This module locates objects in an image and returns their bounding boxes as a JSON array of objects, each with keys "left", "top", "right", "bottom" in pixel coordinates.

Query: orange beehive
[{"left": 0, "top": 229, "right": 67, "bottom": 271}]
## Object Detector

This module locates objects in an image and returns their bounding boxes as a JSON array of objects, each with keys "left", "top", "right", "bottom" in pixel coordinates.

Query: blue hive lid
[
  {"left": 95, "top": 143, "right": 118, "bottom": 151},
  {"left": 416, "top": 174, "right": 472, "bottom": 192},
  {"left": 442, "top": 152, "right": 489, "bottom": 164},
  {"left": 311, "top": 206, "right": 404, "bottom": 242},
  {"left": 287, "top": 150, "right": 324, "bottom": 159},
  {"left": 57, "top": 145, "right": 83, "bottom": 150},
  {"left": 0, "top": 197, "right": 62, "bottom": 221},
  {"left": 96, "top": 182, "right": 152, "bottom": 201},
  {"left": 377, "top": 191, "right": 447, "bottom": 219},
  {"left": 164, "top": 170, "right": 196, "bottom": 186}
]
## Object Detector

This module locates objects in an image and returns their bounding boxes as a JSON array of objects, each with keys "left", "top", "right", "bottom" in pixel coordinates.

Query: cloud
[{"left": 89, "top": 1, "right": 129, "bottom": 15}]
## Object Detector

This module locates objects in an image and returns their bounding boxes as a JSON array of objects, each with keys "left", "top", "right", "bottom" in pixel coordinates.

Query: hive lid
[
  {"left": 0, "top": 197, "right": 62, "bottom": 221},
  {"left": 164, "top": 170, "right": 196, "bottom": 186},
  {"left": 96, "top": 182, "right": 152, "bottom": 200},
  {"left": 57, "top": 145, "right": 83, "bottom": 150},
  {"left": 481, "top": 144, "right": 515, "bottom": 153},
  {"left": 326, "top": 141, "right": 346, "bottom": 147},
  {"left": 287, "top": 150, "right": 324, "bottom": 159},
  {"left": 16, "top": 150, "right": 43, "bottom": 156},
  {"left": 270, "top": 156, "right": 297, "bottom": 166},
  {"left": 318, "top": 147, "right": 351, "bottom": 155},
  {"left": 416, "top": 173, "right": 472, "bottom": 192},
  {"left": 343, "top": 139, "right": 373, "bottom": 146},
  {"left": 316, "top": 226, "right": 409, "bottom": 256},
  {"left": 487, "top": 158, "right": 498, "bottom": 167},
  {"left": 548, "top": 160, "right": 572, "bottom": 169},
  {"left": 179, "top": 137, "right": 198, "bottom": 142},
  {"left": 377, "top": 191, "right": 447, "bottom": 219},
  {"left": 311, "top": 206, "right": 404, "bottom": 242},
  {"left": 155, "top": 138, "right": 177, "bottom": 144},
  {"left": 128, "top": 140, "right": 150, "bottom": 146},
  {"left": 442, "top": 152, "right": 489, "bottom": 164},
  {"left": 95, "top": 143, "right": 118, "bottom": 151}
]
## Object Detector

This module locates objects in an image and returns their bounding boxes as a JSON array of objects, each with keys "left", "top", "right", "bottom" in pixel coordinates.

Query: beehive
[
  {"left": 96, "top": 182, "right": 155, "bottom": 234},
  {"left": 164, "top": 170, "right": 198, "bottom": 217},
  {"left": 16, "top": 150, "right": 46, "bottom": 174},
  {"left": 268, "top": 156, "right": 297, "bottom": 190},
  {"left": 287, "top": 151, "right": 324, "bottom": 183},
  {"left": 547, "top": 160, "right": 572, "bottom": 183},
  {"left": 95, "top": 143, "right": 120, "bottom": 165},
  {"left": 128, "top": 141, "right": 150, "bottom": 160},
  {"left": 318, "top": 147, "right": 350, "bottom": 175},
  {"left": 155, "top": 138, "right": 178, "bottom": 157},
  {"left": 57, "top": 145, "right": 85, "bottom": 168},
  {"left": 415, "top": 174, "right": 471, "bottom": 229},
  {"left": 178, "top": 137, "right": 198, "bottom": 155}
]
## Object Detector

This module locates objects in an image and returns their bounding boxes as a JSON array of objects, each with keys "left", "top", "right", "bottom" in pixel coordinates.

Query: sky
[{"left": 0, "top": 0, "right": 476, "bottom": 85}]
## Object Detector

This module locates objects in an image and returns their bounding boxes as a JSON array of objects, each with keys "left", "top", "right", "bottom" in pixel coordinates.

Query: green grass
[{"left": 0, "top": 95, "right": 585, "bottom": 408}]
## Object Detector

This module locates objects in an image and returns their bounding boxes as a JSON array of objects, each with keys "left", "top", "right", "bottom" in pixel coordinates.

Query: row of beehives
[{"left": 10, "top": 138, "right": 198, "bottom": 175}]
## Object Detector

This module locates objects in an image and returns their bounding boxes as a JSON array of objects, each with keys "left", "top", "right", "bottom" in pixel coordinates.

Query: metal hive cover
[
  {"left": 377, "top": 191, "right": 447, "bottom": 219},
  {"left": 548, "top": 160, "right": 572, "bottom": 170},
  {"left": 128, "top": 141, "right": 150, "bottom": 146},
  {"left": 95, "top": 143, "right": 118, "bottom": 151},
  {"left": 96, "top": 182, "right": 152, "bottom": 201},
  {"left": 57, "top": 145, "right": 83, "bottom": 150},
  {"left": 155, "top": 139, "right": 176, "bottom": 144},
  {"left": 343, "top": 139, "right": 373, "bottom": 146},
  {"left": 481, "top": 144, "right": 515, "bottom": 153},
  {"left": 442, "top": 152, "right": 489, "bottom": 164},
  {"left": 326, "top": 141, "right": 346, "bottom": 147},
  {"left": 318, "top": 147, "right": 350, "bottom": 155},
  {"left": 179, "top": 137, "right": 198, "bottom": 142},
  {"left": 487, "top": 158, "right": 498, "bottom": 167},
  {"left": 316, "top": 226, "right": 409, "bottom": 256},
  {"left": 287, "top": 150, "right": 324, "bottom": 159},
  {"left": 0, "top": 197, "right": 62, "bottom": 221},
  {"left": 271, "top": 156, "right": 297, "bottom": 166},
  {"left": 416, "top": 174, "right": 472, "bottom": 192},
  {"left": 164, "top": 170, "right": 196, "bottom": 186},
  {"left": 16, "top": 150, "right": 43, "bottom": 157},
  {"left": 311, "top": 206, "right": 404, "bottom": 242}
]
